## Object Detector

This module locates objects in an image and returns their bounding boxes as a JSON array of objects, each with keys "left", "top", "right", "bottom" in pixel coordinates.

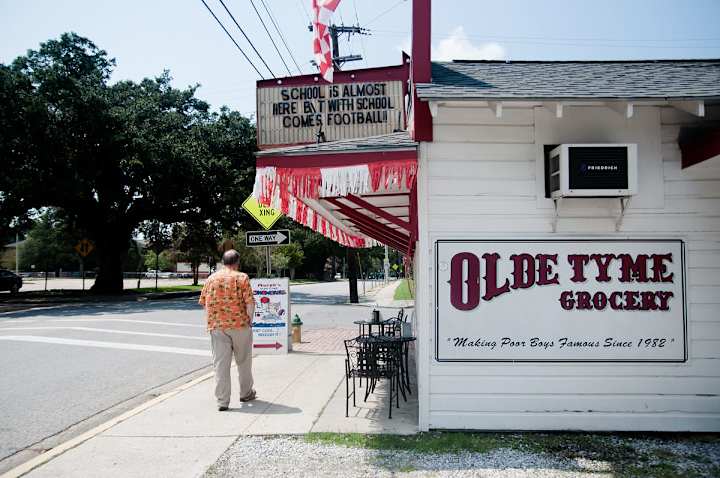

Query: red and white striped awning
[{"left": 253, "top": 132, "right": 418, "bottom": 252}]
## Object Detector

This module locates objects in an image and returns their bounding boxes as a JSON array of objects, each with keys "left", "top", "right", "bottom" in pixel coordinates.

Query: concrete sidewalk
[
  {"left": 9, "top": 351, "right": 417, "bottom": 478},
  {"left": 370, "top": 280, "right": 415, "bottom": 309}
]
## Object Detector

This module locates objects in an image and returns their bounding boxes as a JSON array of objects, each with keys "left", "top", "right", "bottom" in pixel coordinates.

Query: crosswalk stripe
[
  {"left": 0, "top": 336, "right": 211, "bottom": 356},
  {"left": 21, "top": 318, "right": 206, "bottom": 328},
  {"left": 0, "top": 327, "right": 209, "bottom": 341}
]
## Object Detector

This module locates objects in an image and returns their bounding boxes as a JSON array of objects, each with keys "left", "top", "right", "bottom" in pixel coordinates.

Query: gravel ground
[{"left": 203, "top": 434, "right": 720, "bottom": 478}]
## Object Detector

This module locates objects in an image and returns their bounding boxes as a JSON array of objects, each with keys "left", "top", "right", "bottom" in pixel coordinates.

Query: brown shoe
[{"left": 240, "top": 390, "right": 256, "bottom": 402}]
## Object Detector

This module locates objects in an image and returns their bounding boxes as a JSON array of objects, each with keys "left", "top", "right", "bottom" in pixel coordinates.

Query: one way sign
[{"left": 246, "top": 230, "right": 290, "bottom": 247}]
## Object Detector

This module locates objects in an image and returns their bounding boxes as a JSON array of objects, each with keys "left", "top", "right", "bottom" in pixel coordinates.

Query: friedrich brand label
[{"left": 435, "top": 240, "right": 686, "bottom": 362}]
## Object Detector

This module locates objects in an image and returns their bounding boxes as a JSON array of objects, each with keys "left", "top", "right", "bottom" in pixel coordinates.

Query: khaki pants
[{"left": 210, "top": 327, "right": 254, "bottom": 407}]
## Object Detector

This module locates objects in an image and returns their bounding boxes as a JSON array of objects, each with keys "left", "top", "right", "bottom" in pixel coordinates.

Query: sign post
[{"left": 74, "top": 239, "right": 94, "bottom": 291}]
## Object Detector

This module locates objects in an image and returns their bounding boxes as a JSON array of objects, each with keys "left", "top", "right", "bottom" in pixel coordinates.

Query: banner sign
[
  {"left": 257, "top": 80, "right": 405, "bottom": 146},
  {"left": 251, "top": 278, "right": 290, "bottom": 354},
  {"left": 435, "top": 239, "right": 686, "bottom": 362}
]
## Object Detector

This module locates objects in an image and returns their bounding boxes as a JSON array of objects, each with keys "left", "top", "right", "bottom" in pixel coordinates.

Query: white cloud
[{"left": 431, "top": 26, "right": 506, "bottom": 61}]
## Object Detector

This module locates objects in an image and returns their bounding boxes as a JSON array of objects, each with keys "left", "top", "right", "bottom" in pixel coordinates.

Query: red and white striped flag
[{"left": 312, "top": 0, "right": 341, "bottom": 82}]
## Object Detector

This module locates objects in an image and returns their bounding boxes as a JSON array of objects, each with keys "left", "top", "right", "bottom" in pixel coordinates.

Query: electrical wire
[
  {"left": 352, "top": 0, "right": 368, "bottom": 67},
  {"left": 248, "top": 0, "right": 294, "bottom": 75},
  {"left": 366, "top": 0, "right": 407, "bottom": 26},
  {"left": 258, "top": 0, "right": 304, "bottom": 74},
  {"left": 199, "top": 0, "right": 265, "bottom": 79},
  {"left": 217, "top": 0, "right": 276, "bottom": 78},
  {"left": 371, "top": 29, "right": 720, "bottom": 49},
  {"left": 297, "top": 0, "right": 311, "bottom": 24}
]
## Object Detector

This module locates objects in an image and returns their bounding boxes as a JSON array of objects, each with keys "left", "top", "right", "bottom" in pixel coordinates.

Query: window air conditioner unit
[{"left": 548, "top": 144, "right": 637, "bottom": 198}]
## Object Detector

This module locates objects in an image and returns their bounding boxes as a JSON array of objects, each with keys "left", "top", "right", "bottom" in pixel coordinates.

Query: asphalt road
[
  {"left": 6, "top": 277, "right": 199, "bottom": 293},
  {"left": 0, "top": 280, "right": 390, "bottom": 470}
]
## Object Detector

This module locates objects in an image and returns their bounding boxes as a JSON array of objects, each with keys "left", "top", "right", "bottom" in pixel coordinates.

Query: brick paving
[{"left": 291, "top": 327, "right": 357, "bottom": 354}]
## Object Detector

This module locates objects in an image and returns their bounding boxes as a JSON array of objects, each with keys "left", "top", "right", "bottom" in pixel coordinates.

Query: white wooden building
[
  {"left": 253, "top": 0, "right": 720, "bottom": 431},
  {"left": 412, "top": 66, "right": 720, "bottom": 432}
]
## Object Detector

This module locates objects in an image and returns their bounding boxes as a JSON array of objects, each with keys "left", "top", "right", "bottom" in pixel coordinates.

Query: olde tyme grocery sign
[
  {"left": 435, "top": 240, "right": 686, "bottom": 362},
  {"left": 256, "top": 81, "right": 405, "bottom": 147}
]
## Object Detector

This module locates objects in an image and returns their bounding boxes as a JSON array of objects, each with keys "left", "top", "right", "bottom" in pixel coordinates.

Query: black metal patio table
[{"left": 345, "top": 334, "right": 416, "bottom": 418}]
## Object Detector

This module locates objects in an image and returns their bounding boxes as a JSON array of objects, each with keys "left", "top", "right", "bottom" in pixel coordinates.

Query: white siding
[{"left": 418, "top": 104, "right": 720, "bottom": 431}]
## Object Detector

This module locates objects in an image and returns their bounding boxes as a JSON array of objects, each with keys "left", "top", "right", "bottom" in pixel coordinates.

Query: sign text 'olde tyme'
[{"left": 436, "top": 240, "right": 686, "bottom": 363}]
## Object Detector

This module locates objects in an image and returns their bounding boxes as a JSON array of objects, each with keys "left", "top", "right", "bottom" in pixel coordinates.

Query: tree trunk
[
  {"left": 192, "top": 263, "right": 199, "bottom": 286},
  {"left": 91, "top": 230, "right": 130, "bottom": 294},
  {"left": 347, "top": 248, "right": 358, "bottom": 303}
]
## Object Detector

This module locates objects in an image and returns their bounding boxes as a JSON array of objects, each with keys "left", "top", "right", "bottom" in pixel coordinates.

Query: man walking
[{"left": 199, "top": 249, "right": 257, "bottom": 411}]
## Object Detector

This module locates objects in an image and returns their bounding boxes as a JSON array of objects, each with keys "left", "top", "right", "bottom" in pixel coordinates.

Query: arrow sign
[
  {"left": 246, "top": 230, "right": 290, "bottom": 247},
  {"left": 253, "top": 342, "right": 283, "bottom": 350}
]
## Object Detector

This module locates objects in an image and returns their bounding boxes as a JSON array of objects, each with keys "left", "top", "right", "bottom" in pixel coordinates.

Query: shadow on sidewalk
[{"left": 226, "top": 400, "right": 302, "bottom": 415}]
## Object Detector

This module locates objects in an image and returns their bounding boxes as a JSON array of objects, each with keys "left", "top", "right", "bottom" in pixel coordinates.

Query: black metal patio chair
[{"left": 343, "top": 336, "right": 401, "bottom": 419}]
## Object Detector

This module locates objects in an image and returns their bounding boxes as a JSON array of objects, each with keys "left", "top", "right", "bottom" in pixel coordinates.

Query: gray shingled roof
[
  {"left": 416, "top": 60, "right": 720, "bottom": 101},
  {"left": 256, "top": 131, "right": 417, "bottom": 156}
]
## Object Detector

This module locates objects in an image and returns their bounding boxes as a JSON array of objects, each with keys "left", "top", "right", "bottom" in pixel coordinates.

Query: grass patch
[
  {"left": 133, "top": 285, "right": 203, "bottom": 293},
  {"left": 306, "top": 432, "right": 507, "bottom": 454},
  {"left": 393, "top": 279, "right": 414, "bottom": 301},
  {"left": 289, "top": 279, "right": 320, "bottom": 285},
  {"left": 305, "top": 432, "right": 720, "bottom": 477}
]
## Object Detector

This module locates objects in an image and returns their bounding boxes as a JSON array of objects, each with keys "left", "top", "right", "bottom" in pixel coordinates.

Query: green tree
[
  {"left": 19, "top": 209, "right": 88, "bottom": 273},
  {"left": 143, "top": 250, "right": 175, "bottom": 272},
  {"left": 230, "top": 231, "right": 264, "bottom": 276},
  {"left": 174, "top": 220, "right": 220, "bottom": 285},
  {"left": 290, "top": 226, "right": 343, "bottom": 280},
  {"left": 272, "top": 243, "right": 304, "bottom": 278},
  {"left": 0, "top": 33, "right": 256, "bottom": 292}
]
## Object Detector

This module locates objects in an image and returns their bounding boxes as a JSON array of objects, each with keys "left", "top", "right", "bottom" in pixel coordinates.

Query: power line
[
  {"left": 370, "top": 28, "right": 720, "bottom": 46},
  {"left": 370, "top": 29, "right": 720, "bottom": 49},
  {"left": 352, "top": 0, "right": 368, "bottom": 67},
  {"left": 366, "top": 0, "right": 407, "bottom": 26},
  {"left": 248, "top": 0, "right": 293, "bottom": 75},
  {"left": 258, "top": 0, "right": 304, "bottom": 74},
  {"left": 217, "top": 0, "right": 275, "bottom": 78},
  {"left": 199, "top": 0, "right": 265, "bottom": 79},
  {"left": 297, "top": 0, "right": 311, "bottom": 24}
]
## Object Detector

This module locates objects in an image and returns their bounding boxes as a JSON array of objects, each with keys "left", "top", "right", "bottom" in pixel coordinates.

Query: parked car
[
  {"left": 144, "top": 270, "right": 172, "bottom": 279},
  {"left": 0, "top": 269, "right": 23, "bottom": 293}
]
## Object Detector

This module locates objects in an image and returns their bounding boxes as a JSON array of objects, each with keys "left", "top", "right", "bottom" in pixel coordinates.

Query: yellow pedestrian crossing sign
[
  {"left": 74, "top": 239, "right": 94, "bottom": 257},
  {"left": 242, "top": 195, "right": 282, "bottom": 230}
]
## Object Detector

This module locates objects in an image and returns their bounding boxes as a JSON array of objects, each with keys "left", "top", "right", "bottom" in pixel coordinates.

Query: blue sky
[{"left": 2, "top": 0, "right": 719, "bottom": 115}]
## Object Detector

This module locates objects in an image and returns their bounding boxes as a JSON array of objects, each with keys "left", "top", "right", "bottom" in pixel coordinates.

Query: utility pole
[
  {"left": 15, "top": 232, "right": 19, "bottom": 275},
  {"left": 310, "top": 23, "right": 368, "bottom": 71},
  {"left": 384, "top": 245, "right": 390, "bottom": 283},
  {"left": 328, "top": 25, "right": 367, "bottom": 69}
]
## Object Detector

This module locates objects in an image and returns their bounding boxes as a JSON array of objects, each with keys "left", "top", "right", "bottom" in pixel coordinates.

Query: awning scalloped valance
[{"left": 252, "top": 159, "right": 417, "bottom": 248}]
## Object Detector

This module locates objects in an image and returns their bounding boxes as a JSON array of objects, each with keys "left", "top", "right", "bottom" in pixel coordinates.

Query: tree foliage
[
  {"left": 143, "top": 250, "right": 175, "bottom": 272},
  {"left": 0, "top": 33, "right": 256, "bottom": 292},
  {"left": 272, "top": 243, "right": 304, "bottom": 278},
  {"left": 173, "top": 220, "right": 220, "bottom": 285},
  {"left": 19, "top": 209, "right": 87, "bottom": 273}
]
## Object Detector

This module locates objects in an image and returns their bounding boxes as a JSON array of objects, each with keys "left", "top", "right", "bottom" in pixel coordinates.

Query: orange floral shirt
[{"left": 199, "top": 269, "right": 255, "bottom": 330}]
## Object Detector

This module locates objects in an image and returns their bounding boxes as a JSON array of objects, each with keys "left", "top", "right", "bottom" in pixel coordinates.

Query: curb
[
  {"left": 0, "top": 371, "right": 214, "bottom": 478},
  {"left": 0, "top": 291, "right": 201, "bottom": 315}
]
